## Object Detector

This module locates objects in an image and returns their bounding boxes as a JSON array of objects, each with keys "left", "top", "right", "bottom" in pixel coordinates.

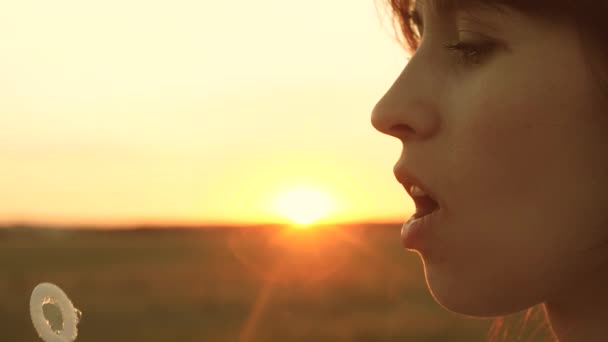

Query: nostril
[
  {"left": 402, "top": 125, "right": 415, "bottom": 133},
  {"left": 392, "top": 124, "right": 415, "bottom": 139}
]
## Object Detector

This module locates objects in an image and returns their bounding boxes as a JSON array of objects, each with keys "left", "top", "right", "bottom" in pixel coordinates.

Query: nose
[{"left": 370, "top": 62, "right": 440, "bottom": 141}]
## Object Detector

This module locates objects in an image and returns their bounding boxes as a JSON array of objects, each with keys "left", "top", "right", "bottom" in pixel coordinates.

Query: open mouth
[
  {"left": 394, "top": 167, "right": 442, "bottom": 220},
  {"left": 413, "top": 195, "right": 440, "bottom": 219}
]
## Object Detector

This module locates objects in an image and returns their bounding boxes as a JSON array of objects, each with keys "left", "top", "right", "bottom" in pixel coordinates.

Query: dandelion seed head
[{"left": 30, "top": 283, "right": 81, "bottom": 342}]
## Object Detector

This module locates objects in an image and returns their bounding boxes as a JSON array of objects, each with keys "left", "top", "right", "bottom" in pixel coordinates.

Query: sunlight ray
[{"left": 239, "top": 262, "right": 282, "bottom": 342}]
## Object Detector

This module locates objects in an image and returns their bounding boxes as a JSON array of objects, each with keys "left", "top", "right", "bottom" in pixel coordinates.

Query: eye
[{"left": 442, "top": 41, "right": 497, "bottom": 66}]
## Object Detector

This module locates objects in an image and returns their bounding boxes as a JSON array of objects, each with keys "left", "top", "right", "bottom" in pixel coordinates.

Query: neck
[{"left": 543, "top": 261, "right": 608, "bottom": 341}]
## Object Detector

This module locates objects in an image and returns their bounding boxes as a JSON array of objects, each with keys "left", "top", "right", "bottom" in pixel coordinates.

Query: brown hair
[
  {"left": 485, "top": 304, "right": 554, "bottom": 342},
  {"left": 373, "top": 0, "right": 608, "bottom": 340}
]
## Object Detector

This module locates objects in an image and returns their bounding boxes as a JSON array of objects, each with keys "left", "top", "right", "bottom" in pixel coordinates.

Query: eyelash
[{"left": 442, "top": 41, "right": 496, "bottom": 66}]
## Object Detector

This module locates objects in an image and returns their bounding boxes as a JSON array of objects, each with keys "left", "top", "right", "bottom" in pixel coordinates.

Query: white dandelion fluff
[{"left": 30, "top": 283, "right": 81, "bottom": 342}]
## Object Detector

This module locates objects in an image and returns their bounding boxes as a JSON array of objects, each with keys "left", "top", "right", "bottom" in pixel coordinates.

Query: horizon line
[{"left": 0, "top": 219, "right": 405, "bottom": 230}]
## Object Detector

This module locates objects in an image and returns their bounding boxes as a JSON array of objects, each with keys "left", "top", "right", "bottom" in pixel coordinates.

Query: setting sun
[
  {"left": 0, "top": 0, "right": 408, "bottom": 228},
  {"left": 271, "top": 187, "right": 336, "bottom": 227}
]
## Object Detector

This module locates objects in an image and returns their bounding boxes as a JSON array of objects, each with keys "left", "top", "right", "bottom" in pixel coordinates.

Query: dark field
[{"left": 0, "top": 223, "right": 545, "bottom": 341}]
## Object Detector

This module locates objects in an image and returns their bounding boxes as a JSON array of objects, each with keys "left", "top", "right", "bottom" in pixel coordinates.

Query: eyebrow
[{"left": 411, "top": 0, "right": 508, "bottom": 33}]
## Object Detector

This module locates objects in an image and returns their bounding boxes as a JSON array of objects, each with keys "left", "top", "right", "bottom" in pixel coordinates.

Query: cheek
[
  {"left": 456, "top": 75, "right": 563, "bottom": 214},
  {"left": 444, "top": 60, "right": 606, "bottom": 269},
  {"left": 462, "top": 61, "right": 604, "bottom": 219},
  {"left": 442, "top": 68, "right": 580, "bottom": 261}
]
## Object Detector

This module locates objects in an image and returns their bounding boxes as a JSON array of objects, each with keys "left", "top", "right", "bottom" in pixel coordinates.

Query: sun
[{"left": 271, "top": 187, "right": 336, "bottom": 227}]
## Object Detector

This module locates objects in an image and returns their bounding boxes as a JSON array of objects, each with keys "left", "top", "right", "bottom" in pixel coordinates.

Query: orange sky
[{"left": 0, "top": 0, "right": 416, "bottom": 227}]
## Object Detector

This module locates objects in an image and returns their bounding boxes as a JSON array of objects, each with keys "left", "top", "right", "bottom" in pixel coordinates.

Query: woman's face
[{"left": 371, "top": 1, "right": 608, "bottom": 317}]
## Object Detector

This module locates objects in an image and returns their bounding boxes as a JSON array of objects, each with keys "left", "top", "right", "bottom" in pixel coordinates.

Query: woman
[{"left": 371, "top": 0, "right": 608, "bottom": 341}]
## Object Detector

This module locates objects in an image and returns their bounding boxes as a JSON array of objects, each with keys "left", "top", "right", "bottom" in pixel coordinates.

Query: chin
[{"left": 424, "top": 267, "right": 533, "bottom": 318}]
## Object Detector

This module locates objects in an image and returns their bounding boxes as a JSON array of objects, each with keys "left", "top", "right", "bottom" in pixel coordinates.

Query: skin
[{"left": 370, "top": 1, "right": 608, "bottom": 341}]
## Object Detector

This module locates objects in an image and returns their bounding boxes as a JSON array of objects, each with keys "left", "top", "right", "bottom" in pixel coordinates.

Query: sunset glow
[
  {"left": 0, "top": 0, "right": 412, "bottom": 227},
  {"left": 271, "top": 187, "right": 336, "bottom": 227}
]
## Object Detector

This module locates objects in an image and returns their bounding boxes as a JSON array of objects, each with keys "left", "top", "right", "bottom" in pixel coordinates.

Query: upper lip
[{"left": 393, "top": 165, "right": 441, "bottom": 207}]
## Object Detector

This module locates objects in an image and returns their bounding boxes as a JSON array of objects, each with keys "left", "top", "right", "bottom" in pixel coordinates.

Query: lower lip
[{"left": 401, "top": 208, "right": 441, "bottom": 251}]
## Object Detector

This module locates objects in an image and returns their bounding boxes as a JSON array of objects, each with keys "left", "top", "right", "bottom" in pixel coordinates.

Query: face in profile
[{"left": 371, "top": 0, "right": 608, "bottom": 318}]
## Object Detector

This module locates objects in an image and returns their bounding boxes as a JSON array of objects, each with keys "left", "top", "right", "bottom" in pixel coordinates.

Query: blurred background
[
  {"left": 0, "top": 0, "right": 549, "bottom": 340},
  {"left": 0, "top": 0, "right": 410, "bottom": 227}
]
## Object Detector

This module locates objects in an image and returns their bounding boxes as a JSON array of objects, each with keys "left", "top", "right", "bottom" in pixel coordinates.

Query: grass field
[{"left": 0, "top": 223, "right": 547, "bottom": 341}]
